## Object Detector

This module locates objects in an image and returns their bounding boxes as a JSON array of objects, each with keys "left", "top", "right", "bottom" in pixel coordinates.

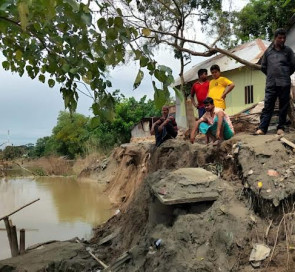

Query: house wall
[
  {"left": 221, "top": 67, "right": 266, "bottom": 115},
  {"left": 131, "top": 121, "right": 151, "bottom": 138}
]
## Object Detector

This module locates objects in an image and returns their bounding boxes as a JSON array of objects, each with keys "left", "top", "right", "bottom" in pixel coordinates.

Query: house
[{"left": 174, "top": 39, "right": 270, "bottom": 128}]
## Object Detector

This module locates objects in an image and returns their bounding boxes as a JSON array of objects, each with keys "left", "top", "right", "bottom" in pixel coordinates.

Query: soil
[{"left": 2, "top": 129, "right": 295, "bottom": 271}]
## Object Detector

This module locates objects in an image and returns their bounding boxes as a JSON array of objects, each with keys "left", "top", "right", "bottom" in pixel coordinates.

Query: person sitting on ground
[
  {"left": 208, "top": 64, "right": 235, "bottom": 111},
  {"left": 190, "top": 97, "right": 234, "bottom": 145},
  {"left": 191, "top": 68, "right": 209, "bottom": 118},
  {"left": 151, "top": 105, "right": 178, "bottom": 147}
]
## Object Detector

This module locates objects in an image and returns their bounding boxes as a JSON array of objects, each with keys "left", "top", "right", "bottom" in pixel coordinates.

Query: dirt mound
[{"left": 88, "top": 133, "right": 295, "bottom": 271}]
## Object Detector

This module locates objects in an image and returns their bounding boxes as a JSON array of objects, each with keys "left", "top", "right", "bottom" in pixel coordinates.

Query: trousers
[{"left": 259, "top": 85, "right": 290, "bottom": 133}]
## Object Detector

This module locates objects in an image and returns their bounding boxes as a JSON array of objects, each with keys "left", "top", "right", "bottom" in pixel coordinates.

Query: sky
[{"left": 0, "top": 0, "right": 248, "bottom": 146}]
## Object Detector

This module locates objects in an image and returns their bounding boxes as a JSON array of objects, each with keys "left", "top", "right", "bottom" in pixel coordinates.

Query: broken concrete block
[{"left": 148, "top": 168, "right": 220, "bottom": 205}]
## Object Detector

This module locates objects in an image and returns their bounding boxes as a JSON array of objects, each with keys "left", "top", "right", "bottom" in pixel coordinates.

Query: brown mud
[{"left": 2, "top": 131, "right": 295, "bottom": 271}]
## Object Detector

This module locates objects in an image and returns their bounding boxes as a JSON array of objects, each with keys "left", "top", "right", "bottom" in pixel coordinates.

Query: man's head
[
  {"left": 203, "top": 97, "right": 214, "bottom": 112},
  {"left": 210, "top": 64, "right": 221, "bottom": 79},
  {"left": 198, "top": 68, "right": 208, "bottom": 82},
  {"left": 162, "top": 105, "right": 169, "bottom": 117},
  {"left": 274, "top": 28, "right": 287, "bottom": 49}
]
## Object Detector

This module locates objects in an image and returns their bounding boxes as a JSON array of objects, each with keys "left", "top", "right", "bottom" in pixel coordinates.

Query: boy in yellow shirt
[{"left": 208, "top": 65, "right": 235, "bottom": 110}]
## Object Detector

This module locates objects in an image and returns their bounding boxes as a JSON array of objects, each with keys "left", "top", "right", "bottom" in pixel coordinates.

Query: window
[{"left": 245, "top": 85, "right": 254, "bottom": 104}]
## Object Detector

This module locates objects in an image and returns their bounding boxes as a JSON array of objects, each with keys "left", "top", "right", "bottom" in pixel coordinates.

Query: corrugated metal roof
[{"left": 173, "top": 39, "right": 270, "bottom": 86}]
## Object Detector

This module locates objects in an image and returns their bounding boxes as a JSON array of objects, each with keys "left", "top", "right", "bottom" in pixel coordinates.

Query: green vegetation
[
  {"left": 1, "top": 0, "right": 256, "bottom": 120},
  {"left": 24, "top": 96, "right": 161, "bottom": 159},
  {"left": 232, "top": 0, "right": 295, "bottom": 43}
]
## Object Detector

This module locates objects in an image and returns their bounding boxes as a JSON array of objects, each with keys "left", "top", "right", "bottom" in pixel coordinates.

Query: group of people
[
  {"left": 151, "top": 28, "right": 295, "bottom": 147},
  {"left": 190, "top": 65, "right": 235, "bottom": 145}
]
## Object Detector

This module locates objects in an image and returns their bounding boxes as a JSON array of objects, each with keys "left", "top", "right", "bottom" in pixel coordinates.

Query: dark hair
[
  {"left": 210, "top": 64, "right": 220, "bottom": 72},
  {"left": 203, "top": 97, "right": 214, "bottom": 105},
  {"left": 198, "top": 68, "right": 207, "bottom": 77},
  {"left": 274, "top": 28, "right": 287, "bottom": 38}
]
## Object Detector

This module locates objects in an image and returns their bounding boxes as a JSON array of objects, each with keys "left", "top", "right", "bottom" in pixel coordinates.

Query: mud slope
[{"left": 90, "top": 133, "right": 295, "bottom": 271}]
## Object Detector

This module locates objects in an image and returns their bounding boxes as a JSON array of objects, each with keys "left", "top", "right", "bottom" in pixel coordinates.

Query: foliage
[
  {"left": 30, "top": 96, "right": 161, "bottom": 157},
  {"left": 51, "top": 111, "right": 89, "bottom": 159},
  {"left": 89, "top": 95, "right": 161, "bottom": 152},
  {"left": 0, "top": 0, "right": 176, "bottom": 114},
  {"left": 232, "top": 0, "right": 295, "bottom": 43},
  {"left": 2, "top": 145, "right": 26, "bottom": 160}
]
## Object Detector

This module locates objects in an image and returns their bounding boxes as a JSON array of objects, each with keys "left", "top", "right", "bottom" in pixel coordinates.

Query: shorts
[{"left": 199, "top": 116, "right": 234, "bottom": 140}]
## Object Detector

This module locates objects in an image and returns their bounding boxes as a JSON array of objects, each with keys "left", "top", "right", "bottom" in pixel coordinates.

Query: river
[{"left": 0, "top": 177, "right": 112, "bottom": 260}]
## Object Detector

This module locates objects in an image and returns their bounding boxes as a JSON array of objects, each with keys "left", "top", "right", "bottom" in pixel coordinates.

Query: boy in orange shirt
[{"left": 208, "top": 65, "right": 235, "bottom": 110}]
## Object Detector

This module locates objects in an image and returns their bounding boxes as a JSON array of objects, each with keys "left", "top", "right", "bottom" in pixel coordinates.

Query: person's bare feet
[
  {"left": 255, "top": 129, "right": 265, "bottom": 135},
  {"left": 277, "top": 129, "right": 284, "bottom": 136}
]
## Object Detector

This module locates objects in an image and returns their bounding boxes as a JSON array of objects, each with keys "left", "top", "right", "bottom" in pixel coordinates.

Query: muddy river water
[{"left": 0, "top": 177, "right": 112, "bottom": 260}]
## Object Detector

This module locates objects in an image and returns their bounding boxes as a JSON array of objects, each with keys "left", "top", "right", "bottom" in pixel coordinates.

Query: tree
[
  {"left": 3, "top": 145, "right": 25, "bottom": 160},
  {"left": 0, "top": 0, "right": 264, "bottom": 122},
  {"left": 89, "top": 95, "right": 161, "bottom": 151},
  {"left": 232, "top": 0, "right": 295, "bottom": 43}
]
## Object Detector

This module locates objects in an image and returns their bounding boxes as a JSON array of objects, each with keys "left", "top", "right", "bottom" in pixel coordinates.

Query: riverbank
[{"left": 2, "top": 131, "right": 295, "bottom": 271}]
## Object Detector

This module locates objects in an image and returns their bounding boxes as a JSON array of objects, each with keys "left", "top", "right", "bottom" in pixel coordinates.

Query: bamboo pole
[
  {"left": 3, "top": 217, "right": 13, "bottom": 256},
  {"left": 20, "top": 229, "right": 25, "bottom": 255},
  {"left": 10, "top": 225, "right": 19, "bottom": 257},
  {"left": 0, "top": 198, "right": 40, "bottom": 222}
]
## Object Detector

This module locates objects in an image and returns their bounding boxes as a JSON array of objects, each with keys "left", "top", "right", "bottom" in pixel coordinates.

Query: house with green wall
[{"left": 173, "top": 39, "right": 270, "bottom": 128}]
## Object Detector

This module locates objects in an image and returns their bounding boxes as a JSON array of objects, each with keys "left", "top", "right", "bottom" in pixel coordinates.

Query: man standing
[
  {"left": 208, "top": 64, "right": 235, "bottom": 110},
  {"left": 256, "top": 28, "right": 295, "bottom": 135},
  {"left": 151, "top": 106, "right": 178, "bottom": 147},
  {"left": 191, "top": 69, "right": 209, "bottom": 118},
  {"left": 190, "top": 97, "right": 234, "bottom": 145}
]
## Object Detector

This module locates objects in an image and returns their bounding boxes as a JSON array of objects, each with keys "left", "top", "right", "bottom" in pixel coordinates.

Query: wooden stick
[
  {"left": 88, "top": 250, "right": 108, "bottom": 269},
  {"left": 75, "top": 239, "right": 108, "bottom": 269},
  {"left": 4, "top": 217, "right": 13, "bottom": 257},
  {"left": 280, "top": 137, "right": 295, "bottom": 149},
  {"left": 10, "top": 225, "right": 19, "bottom": 257},
  {"left": 0, "top": 198, "right": 40, "bottom": 222},
  {"left": 20, "top": 229, "right": 25, "bottom": 255}
]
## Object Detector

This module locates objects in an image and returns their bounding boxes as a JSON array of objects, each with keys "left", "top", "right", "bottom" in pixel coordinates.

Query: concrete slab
[{"left": 148, "top": 168, "right": 220, "bottom": 205}]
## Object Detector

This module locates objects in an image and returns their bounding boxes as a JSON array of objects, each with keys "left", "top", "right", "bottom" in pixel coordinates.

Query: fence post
[
  {"left": 20, "top": 229, "right": 25, "bottom": 255},
  {"left": 10, "top": 225, "right": 19, "bottom": 257}
]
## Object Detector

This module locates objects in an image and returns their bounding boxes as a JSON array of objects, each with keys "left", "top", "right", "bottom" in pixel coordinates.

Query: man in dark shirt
[
  {"left": 256, "top": 28, "right": 295, "bottom": 135},
  {"left": 151, "top": 106, "right": 178, "bottom": 147}
]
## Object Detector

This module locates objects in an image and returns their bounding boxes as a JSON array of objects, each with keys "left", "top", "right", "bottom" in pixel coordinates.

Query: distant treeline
[{"left": 0, "top": 96, "right": 161, "bottom": 160}]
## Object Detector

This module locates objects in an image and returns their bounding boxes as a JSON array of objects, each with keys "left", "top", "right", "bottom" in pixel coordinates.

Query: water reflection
[{"left": 0, "top": 177, "right": 112, "bottom": 260}]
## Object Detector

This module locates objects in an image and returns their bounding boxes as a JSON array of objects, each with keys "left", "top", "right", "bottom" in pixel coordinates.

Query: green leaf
[
  {"left": 39, "top": 74, "right": 45, "bottom": 83},
  {"left": 173, "top": 87, "right": 184, "bottom": 102},
  {"left": 133, "top": 69, "right": 144, "bottom": 89},
  {"left": 69, "top": 68, "right": 78, "bottom": 74},
  {"left": 142, "top": 28, "right": 151, "bottom": 37},
  {"left": 0, "top": 0, "right": 14, "bottom": 11},
  {"left": 81, "top": 12, "right": 92, "bottom": 26},
  {"left": 63, "top": 0, "right": 79, "bottom": 12},
  {"left": 62, "top": 63, "right": 70, "bottom": 72},
  {"left": 2, "top": 61, "right": 9, "bottom": 70},
  {"left": 153, "top": 82, "right": 170, "bottom": 109},
  {"left": 15, "top": 49, "right": 22, "bottom": 61},
  {"left": 17, "top": 1, "right": 29, "bottom": 31},
  {"left": 48, "top": 79, "right": 55, "bottom": 88},
  {"left": 139, "top": 56, "right": 149, "bottom": 67},
  {"left": 90, "top": 116, "right": 100, "bottom": 129},
  {"left": 114, "top": 17, "right": 123, "bottom": 28},
  {"left": 97, "top": 18, "right": 107, "bottom": 31},
  {"left": 116, "top": 8, "right": 123, "bottom": 16}
]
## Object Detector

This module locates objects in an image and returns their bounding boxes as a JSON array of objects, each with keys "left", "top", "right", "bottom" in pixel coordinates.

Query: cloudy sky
[{"left": 0, "top": 0, "right": 248, "bottom": 146}]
